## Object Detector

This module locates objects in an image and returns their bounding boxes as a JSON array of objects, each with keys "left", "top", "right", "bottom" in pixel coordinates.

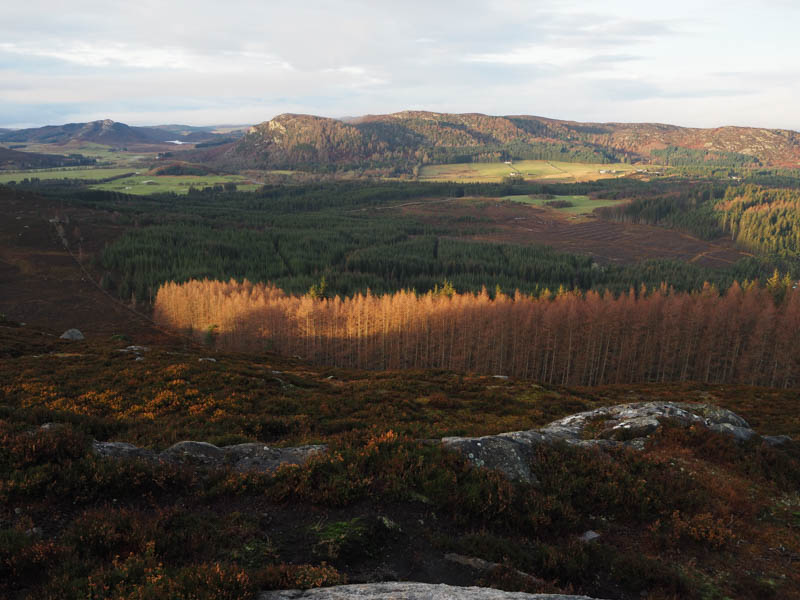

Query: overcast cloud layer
[{"left": 2, "top": 0, "right": 798, "bottom": 129}]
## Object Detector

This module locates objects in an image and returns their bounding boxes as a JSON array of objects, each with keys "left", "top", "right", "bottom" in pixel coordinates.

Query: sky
[{"left": 2, "top": 0, "right": 799, "bottom": 130}]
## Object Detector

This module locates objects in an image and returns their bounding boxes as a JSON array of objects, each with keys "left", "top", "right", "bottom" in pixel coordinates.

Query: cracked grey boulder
[
  {"left": 258, "top": 582, "right": 603, "bottom": 600},
  {"left": 443, "top": 402, "right": 764, "bottom": 482},
  {"left": 92, "top": 439, "right": 327, "bottom": 473}
]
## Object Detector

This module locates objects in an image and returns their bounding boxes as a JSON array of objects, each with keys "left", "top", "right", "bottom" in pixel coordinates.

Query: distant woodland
[
  {"left": 600, "top": 184, "right": 800, "bottom": 257},
  {"left": 156, "top": 278, "right": 800, "bottom": 387}
]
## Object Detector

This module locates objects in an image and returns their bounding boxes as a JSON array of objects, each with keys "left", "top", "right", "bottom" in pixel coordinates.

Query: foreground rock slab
[
  {"left": 442, "top": 402, "right": 769, "bottom": 483},
  {"left": 93, "top": 439, "right": 327, "bottom": 473},
  {"left": 91, "top": 402, "right": 790, "bottom": 481},
  {"left": 258, "top": 582, "right": 602, "bottom": 600}
]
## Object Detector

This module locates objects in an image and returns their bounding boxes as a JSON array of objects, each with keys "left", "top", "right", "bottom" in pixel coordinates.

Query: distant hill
[
  {"left": 0, "top": 120, "right": 237, "bottom": 146},
  {"left": 141, "top": 124, "right": 247, "bottom": 142},
  {"left": 0, "top": 146, "right": 97, "bottom": 170},
  {"left": 217, "top": 111, "right": 800, "bottom": 171}
]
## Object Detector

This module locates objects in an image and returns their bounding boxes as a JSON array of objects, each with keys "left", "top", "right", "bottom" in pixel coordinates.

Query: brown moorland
[
  {"left": 0, "top": 185, "right": 799, "bottom": 600},
  {"left": 400, "top": 197, "right": 751, "bottom": 268}
]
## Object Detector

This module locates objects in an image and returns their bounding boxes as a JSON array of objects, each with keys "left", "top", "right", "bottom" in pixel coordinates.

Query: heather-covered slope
[{"left": 2, "top": 319, "right": 799, "bottom": 600}]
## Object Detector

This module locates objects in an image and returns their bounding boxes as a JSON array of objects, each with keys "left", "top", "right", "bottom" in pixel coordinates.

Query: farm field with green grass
[
  {"left": 90, "top": 174, "right": 261, "bottom": 195},
  {"left": 418, "top": 160, "right": 640, "bottom": 183},
  {"left": 0, "top": 167, "right": 136, "bottom": 183},
  {"left": 500, "top": 193, "right": 630, "bottom": 216}
]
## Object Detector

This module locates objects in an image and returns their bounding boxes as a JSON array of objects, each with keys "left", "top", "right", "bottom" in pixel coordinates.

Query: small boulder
[
  {"left": 578, "top": 530, "right": 601, "bottom": 543},
  {"left": 60, "top": 328, "right": 84, "bottom": 341}
]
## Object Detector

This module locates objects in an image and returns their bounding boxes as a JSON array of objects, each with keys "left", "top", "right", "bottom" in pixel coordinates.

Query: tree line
[
  {"left": 155, "top": 278, "right": 800, "bottom": 388},
  {"left": 600, "top": 183, "right": 800, "bottom": 263}
]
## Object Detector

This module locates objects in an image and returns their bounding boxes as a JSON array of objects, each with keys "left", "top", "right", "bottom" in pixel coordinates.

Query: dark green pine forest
[{"left": 26, "top": 178, "right": 796, "bottom": 304}]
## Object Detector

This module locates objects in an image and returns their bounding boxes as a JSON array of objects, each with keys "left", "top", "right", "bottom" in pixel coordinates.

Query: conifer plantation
[{"left": 155, "top": 279, "right": 800, "bottom": 387}]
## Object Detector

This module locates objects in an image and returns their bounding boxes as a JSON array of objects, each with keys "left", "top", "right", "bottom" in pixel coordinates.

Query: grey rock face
[
  {"left": 92, "top": 439, "right": 326, "bottom": 473},
  {"left": 443, "top": 402, "right": 764, "bottom": 482},
  {"left": 59, "top": 328, "right": 84, "bottom": 340},
  {"left": 258, "top": 582, "right": 602, "bottom": 600}
]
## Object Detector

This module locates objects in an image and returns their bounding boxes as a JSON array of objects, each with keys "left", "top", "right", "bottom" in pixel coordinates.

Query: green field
[
  {"left": 0, "top": 167, "right": 137, "bottom": 183},
  {"left": 17, "top": 142, "right": 157, "bottom": 165},
  {"left": 501, "top": 194, "right": 629, "bottom": 216},
  {"left": 418, "top": 160, "right": 639, "bottom": 183},
  {"left": 90, "top": 174, "right": 261, "bottom": 195}
]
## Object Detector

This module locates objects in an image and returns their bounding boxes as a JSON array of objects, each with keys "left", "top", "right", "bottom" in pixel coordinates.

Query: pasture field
[
  {"left": 501, "top": 194, "right": 629, "bottom": 216},
  {"left": 15, "top": 142, "right": 157, "bottom": 165},
  {"left": 0, "top": 167, "right": 136, "bottom": 183},
  {"left": 90, "top": 174, "right": 261, "bottom": 195},
  {"left": 418, "top": 160, "right": 639, "bottom": 183}
]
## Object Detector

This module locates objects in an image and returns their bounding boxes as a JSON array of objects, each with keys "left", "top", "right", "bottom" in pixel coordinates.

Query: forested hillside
[
  {"left": 155, "top": 278, "right": 800, "bottom": 387},
  {"left": 216, "top": 111, "right": 800, "bottom": 171}
]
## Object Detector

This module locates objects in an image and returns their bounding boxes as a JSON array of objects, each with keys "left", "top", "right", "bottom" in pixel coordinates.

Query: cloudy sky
[{"left": 2, "top": 1, "right": 798, "bottom": 129}]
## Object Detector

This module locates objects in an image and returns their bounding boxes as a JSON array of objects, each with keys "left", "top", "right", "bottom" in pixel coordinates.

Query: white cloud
[{"left": 0, "top": 1, "right": 799, "bottom": 129}]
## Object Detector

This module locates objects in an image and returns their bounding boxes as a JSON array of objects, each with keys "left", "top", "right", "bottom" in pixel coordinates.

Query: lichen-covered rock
[
  {"left": 439, "top": 431, "right": 548, "bottom": 484},
  {"left": 258, "top": 582, "right": 603, "bottom": 600},
  {"left": 92, "top": 439, "right": 327, "bottom": 473},
  {"left": 443, "top": 402, "right": 764, "bottom": 482}
]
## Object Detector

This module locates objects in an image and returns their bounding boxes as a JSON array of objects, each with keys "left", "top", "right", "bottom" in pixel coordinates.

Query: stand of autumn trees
[{"left": 155, "top": 279, "right": 800, "bottom": 388}]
